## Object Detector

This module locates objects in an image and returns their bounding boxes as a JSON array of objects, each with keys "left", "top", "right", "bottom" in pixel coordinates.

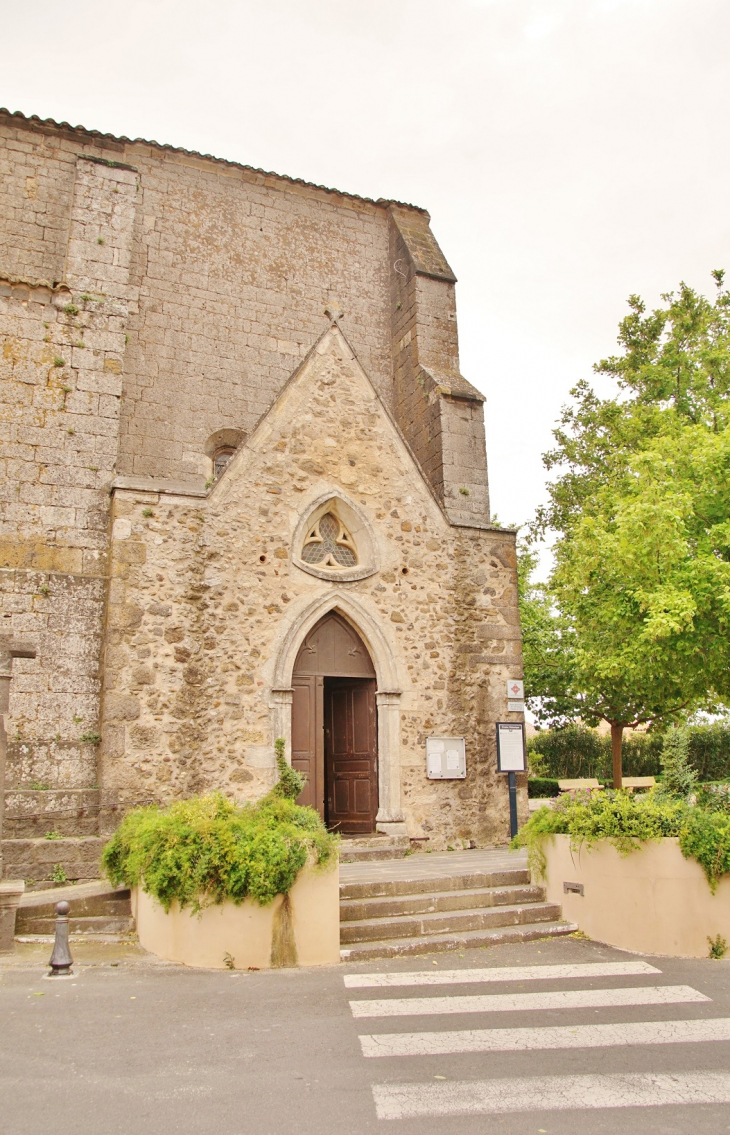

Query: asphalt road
[{"left": 2, "top": 935, "right": 730, "bottom": 1135}]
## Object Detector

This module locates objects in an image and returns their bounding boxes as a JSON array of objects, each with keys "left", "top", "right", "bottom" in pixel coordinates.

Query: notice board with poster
[
  {"left": 496, "top": 722, "right": 526, "bottom": 772},
  {"left": 426, "top": 736, "right": 466, "bottom": 779}
]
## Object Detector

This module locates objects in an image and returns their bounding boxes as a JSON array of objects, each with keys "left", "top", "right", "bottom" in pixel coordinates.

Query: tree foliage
[{"left": 524, "top": 274, "right": 730, "bottom": 778}]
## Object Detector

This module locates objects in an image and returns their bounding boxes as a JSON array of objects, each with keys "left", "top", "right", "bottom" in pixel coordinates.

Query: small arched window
[
  {"left": 213, "top": 447, "right": 235, "bottom": 479},
  {"left": 301, "top": 512, "right": 358, "bottom": 567}
]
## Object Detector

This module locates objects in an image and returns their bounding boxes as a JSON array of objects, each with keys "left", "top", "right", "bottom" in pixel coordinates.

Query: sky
[{"left": 2, "top": 0, "right": 728, "bottom": 556}]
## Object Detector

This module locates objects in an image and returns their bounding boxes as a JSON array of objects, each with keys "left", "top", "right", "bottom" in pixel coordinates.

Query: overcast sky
[{"left": 2, "top": 0, "right": 728, "bottom": 552}]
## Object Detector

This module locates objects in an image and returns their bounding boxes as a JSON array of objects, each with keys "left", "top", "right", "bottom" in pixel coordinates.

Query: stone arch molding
[
  {"left": 269, "top": 591, "right": 406, "bottom": 833},
  {"left": 273, "top": 590, "right": 398, "bottom": 690},
  {"left": 291, "top": 492, "right": 379, "bottom": 582}
]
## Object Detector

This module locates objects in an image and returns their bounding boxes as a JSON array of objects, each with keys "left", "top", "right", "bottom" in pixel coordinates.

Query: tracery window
[{"left": 301, "top": 512, "right": 357, "bottom": 568}]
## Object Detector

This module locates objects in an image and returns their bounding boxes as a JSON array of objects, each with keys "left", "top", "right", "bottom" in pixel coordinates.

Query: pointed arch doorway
[{"left": 291, "top": 611, "right": 377, "bottom": 833}]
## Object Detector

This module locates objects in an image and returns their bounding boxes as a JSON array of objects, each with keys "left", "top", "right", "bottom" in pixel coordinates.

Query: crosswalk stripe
[
  {"left": 359, "top": 1015, "right": 730, "bottom": 1057},
  {"left": 349, "top": 984, "right": 709, "bottom": 1018},
  {"left": 345, "top": 960, "right": 661, "bottom": 989},
  {"left": 372, "top": 1070, "right": 730, "bottom": 1119}
]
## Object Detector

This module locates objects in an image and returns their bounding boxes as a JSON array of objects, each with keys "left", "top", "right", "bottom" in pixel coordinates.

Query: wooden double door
[{"left": 291, "top": 614, "right": 378, "bottom": 834}]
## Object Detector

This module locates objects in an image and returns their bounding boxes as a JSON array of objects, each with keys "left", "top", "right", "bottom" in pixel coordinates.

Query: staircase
[
  {"left": 3, "top": 785, "right": 105, "bottom": 889},
  {"left": 339, "top": 848, "right": 577, "bottom": 960},
  {"left": 15, "top": 880, "right": 134, "bottom": 938}
]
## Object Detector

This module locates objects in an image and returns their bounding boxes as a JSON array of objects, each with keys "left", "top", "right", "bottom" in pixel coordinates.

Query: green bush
[
  {"left": 686, "top": 723, "right": 730, "bottom": 781},
  {"left": 513, "top": 788, "right": 730, "bottom": 892},
  {"left": 101, "top": 789, "right": 338, "bottom": 913},
  {"left": 527, "top": 778, "right": 561, "bottom": 798},
  {"left": 527, "top": 723, "right": 730, "bottom": 782},
  {"left": 272, "top": 736, "right": 305, "bottom": 800},
  {"left": 527, "top": 724, "right": 605, "bottom": 778},
  {"left": 656, "top": 728, "right": 698, "bottom": 801}
]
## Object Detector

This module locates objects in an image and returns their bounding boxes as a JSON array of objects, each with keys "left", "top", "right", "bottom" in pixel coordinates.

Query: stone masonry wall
[
  {"left": 0, "top": 111, "right": 518, "bottom": 847},
  {"left": 99, "top": 328, "right": 526, "bottom": 847},
  {"left": 388, "top": 207, "right": 491, "bottom": 526},
  {"left": 0, "top": 150, "right": 139, "bottom": 778}
]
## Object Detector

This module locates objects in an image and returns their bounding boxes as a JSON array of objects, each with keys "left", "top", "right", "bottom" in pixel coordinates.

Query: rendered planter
[
  {"left": 131, "top": 861, "right": 340, "bottom": 969},
  {"left": 544, "top": 834, "right": 730, "bottom": 958}
]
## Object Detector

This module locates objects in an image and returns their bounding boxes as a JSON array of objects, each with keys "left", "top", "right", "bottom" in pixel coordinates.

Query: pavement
[{"left": 2, "top": 933, "right": 730, "bottom": 1134}]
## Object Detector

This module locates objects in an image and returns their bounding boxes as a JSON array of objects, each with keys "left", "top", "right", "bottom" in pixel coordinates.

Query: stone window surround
[
  {"left": 269, "top": 591, "right": 406, "bottom": 836},
  {"left": 291, "top": 492, "right": 379, "bottom": 583},
  {"left": 203, "top": 428, "right": 246, "bottom": 484}
]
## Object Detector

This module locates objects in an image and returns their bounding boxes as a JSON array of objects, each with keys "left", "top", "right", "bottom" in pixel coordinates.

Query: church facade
[{"left": 0, "top": 109, "right": 525, "bottom": 875}]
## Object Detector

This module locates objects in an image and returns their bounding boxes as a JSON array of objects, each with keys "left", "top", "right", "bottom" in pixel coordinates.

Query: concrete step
[
  {"left": 339, "top": 835, "right": 410, "bottom": 863},
  {"left": 2, "top": 837, "right": 105, "bottom": 886},
  {"left": 18, "top": 914, "right": 136, "bottom": 936},
  {"left": 3, "top": 788, "right": 101, "bottom": 838},
  {"left": 340, "top": 919, "right": 579, "bottom": 961},
  {"left": 16, "top": 879, "right": 133, "bottom": 936},
  {"left": 340, "top": 884, "right": 546, "bottom": 922},
  {"left": 339, "top": 867, "right": 531, "bottom": 901},
  {"left": 340, "top": 901, "right": 564, "bottom": 944}
]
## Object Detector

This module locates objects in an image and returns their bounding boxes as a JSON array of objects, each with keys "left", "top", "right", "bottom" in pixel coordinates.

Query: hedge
[
  {"left": 527, "top": 723, "right": 730, "bottom": 782},
  {"left": 512, "top": 788, "right": 730, "bottom": 892},
  {"left": 527, "top": 778, "right": 562, "bottom": 798}
]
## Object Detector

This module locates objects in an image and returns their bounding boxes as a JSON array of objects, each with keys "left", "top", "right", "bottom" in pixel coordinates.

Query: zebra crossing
[{"left": 344, "top": 958, "right": 730, "bottom": 1122}]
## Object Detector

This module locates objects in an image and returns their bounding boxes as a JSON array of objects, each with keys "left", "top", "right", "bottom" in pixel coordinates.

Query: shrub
[
  {"left": 527, "top": 724, "right": 605, "bottom": 778},
  {"left": 101, "top": 789, "right": 338, "bottom": 913},
  {"left": 527, "top": 722, "right": 730, "bottom": 781},
  {"left": 679, "top": 810, "right": 730, "bottom": 892},
  {"left": 686, "top": 722, "right": 730, "bottom": 781},
  {"left": 527, "top": 778, "right": 561, "bottom": 798},
  {"left": 272, "top": 737, "right": 305, "bottom": 800},
  {"left": 513, "top": 787, "right": 730, "bottom": 893},
  {"left": 656, "top": 728, "right": 698, "bottom": 801}
]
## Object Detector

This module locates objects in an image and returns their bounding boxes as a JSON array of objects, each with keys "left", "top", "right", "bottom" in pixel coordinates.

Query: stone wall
[
  {"left": 99, "top": 328, "right": 524, "bottom": 847},
  {"left": 0, "top": 109, "right": 522, "bottom": 848}
]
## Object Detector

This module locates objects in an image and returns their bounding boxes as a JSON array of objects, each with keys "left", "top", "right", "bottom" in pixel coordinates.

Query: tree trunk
[{"left": 611, "top": 722, "right": 624, "bottom": 789}]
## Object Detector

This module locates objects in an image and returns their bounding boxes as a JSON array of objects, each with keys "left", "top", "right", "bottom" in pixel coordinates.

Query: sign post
[{"left": 496, "top": 722, "right": 527, "bottom": 839}]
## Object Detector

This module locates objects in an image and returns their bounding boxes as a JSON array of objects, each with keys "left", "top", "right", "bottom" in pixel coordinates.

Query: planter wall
[
  {"left": 131, "top": 862, "right": 340, "bottom": 969},
  {"left": 544, "top": 834, "right": 730, "bottom": 958}
]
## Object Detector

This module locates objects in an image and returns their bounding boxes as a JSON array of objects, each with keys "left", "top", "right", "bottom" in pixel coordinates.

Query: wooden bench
[
  {"left": 621, "top": 776, "right": 656, "bottom": 792},
  {"left": 558, "top": 778, "right": 604, "bottom": 792}
]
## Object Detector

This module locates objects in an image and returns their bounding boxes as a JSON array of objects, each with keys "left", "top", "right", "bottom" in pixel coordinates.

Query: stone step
[
  {"left": 339, "top": 867, "right": 531, "bottom": 901},
  {"left": 339, "top": 847, "right": 409, "bottom": 863},
  {"left": 2, "top": 836, "right": 105, "bottom": 886},
  {"left": 340, "top": 901, "right": 564, "bottom": 944},
  {"left": 16, "top": 879, "right": 133, "bottom": 936},
  {"left": 339, "top": 919, "right": 579, "bottom": 961},
  {"left": 339, "top": 835, "right": 410, "bottom": 863},
  {"left": 340, "top": 884, "right": 546, "bottom": 922},
  {"left": 3, "top": 788, "right": 101, "bottom": 838},
  {"left": 18, "top": 914, "right": 136, "bottom": 936}
]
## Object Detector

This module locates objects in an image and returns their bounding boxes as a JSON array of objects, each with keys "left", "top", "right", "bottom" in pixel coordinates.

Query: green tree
[
  {"left": 517, "top": 540, "right": 582, "bottom": 726},
  {"left": 529, "top": 274, "right": 730, "bottom": 785}
]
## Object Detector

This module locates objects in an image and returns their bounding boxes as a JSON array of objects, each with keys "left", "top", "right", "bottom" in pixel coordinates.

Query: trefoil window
[{"left": 301, "top": 512, "right": 357, "bottom": 568}]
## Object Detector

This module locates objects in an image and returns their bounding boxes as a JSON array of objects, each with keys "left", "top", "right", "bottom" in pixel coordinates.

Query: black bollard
[{"left": 47, "top": 901, "right": 73, "bottom": 977}]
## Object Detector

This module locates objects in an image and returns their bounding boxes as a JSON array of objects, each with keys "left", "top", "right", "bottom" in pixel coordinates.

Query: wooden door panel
[
  {"left": 325, "top": 678, "right": 377, "bottom": 833},
  {"left": 354, "top": 778, "right": 372, "bottom": 815},
  {"left": 291, "top": 677, "right": 318, "bottom": 814}
]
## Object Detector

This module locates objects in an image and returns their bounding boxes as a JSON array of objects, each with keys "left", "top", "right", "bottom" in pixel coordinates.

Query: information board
[
  {"left": 496, "top": 722, "right": 526, "bottom": 772},
  {"left": 426, "top": 736, "right": 466, "bottom": 779}
]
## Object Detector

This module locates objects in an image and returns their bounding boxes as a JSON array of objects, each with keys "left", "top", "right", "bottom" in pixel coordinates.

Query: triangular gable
[{"left": 207, "top": 320, "right": 449, "bottom": 523}]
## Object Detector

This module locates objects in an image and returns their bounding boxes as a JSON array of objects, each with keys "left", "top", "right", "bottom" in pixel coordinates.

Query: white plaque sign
[
  {"left": 496, "top": 722, "right": 526, "bottom": 772},
  {"left": 506, "top": 679, "right": 525, "bottom": 700},
  {"left": 426, "top": 736, "right": 466, "bottom": 779}
]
